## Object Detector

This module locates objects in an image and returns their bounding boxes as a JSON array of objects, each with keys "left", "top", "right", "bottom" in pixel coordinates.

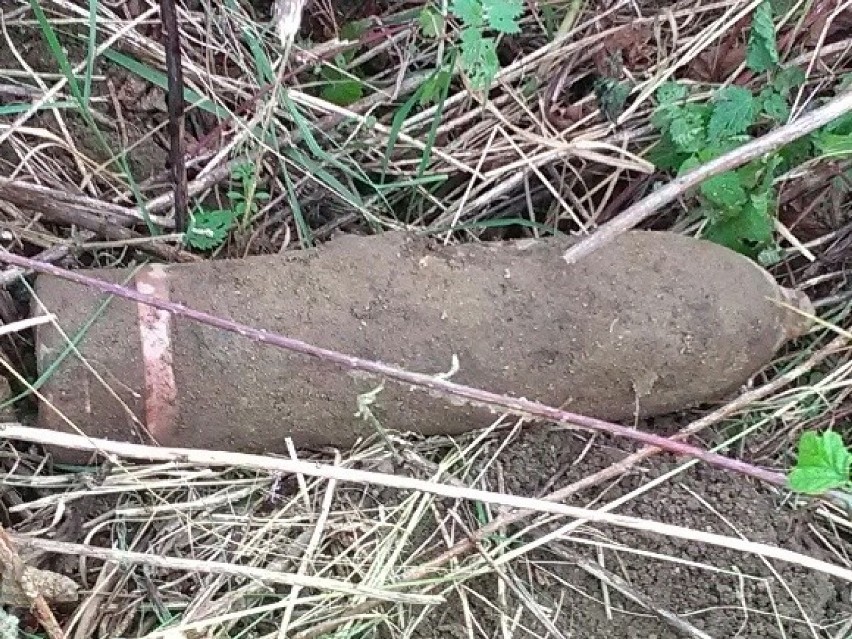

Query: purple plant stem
[{"left": 0, "top": 250, "right": 789, "bottom": 487}]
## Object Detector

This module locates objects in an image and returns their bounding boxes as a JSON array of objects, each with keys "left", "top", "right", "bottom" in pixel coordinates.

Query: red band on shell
[{"left": 135, "top": 265, "right": 178, "bottom": 443}]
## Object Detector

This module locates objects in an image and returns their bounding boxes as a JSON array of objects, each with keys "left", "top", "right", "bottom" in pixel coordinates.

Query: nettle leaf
[
  {"left": 822, "top": 110, "right": 852, "bottom": 136},
  {"left": 668, "top": 109, "right": 707, "bottom": 153},
  {"left": 418, "top": 67, "right": 452, "bottom": 106},
  {"left": 812, "top": 132, "right": 852, "bottom": 157},
  {"left": 700, "top": 172, "right": 748, "bottom": 209},
  {"left": 186, "top": 209, "right": 238, "bottom": 251},
  {"left": 321, "top": 79, "right": 364, "bottom": 106},
  {"left": 788, "top": 431, "right": 852, "bottom": 495},
  {"left": 702, "top": 191, "right": 774, "bottom": 257},
  {"left": 777, "top": 136, "right": 814, "bottom": 170},
  {"left": 708, "top": 86, "right": 757, "bottom": 142},
  {"left": 760, "top": 87, "right": 790, "bottom": 121},
  {"left": 772, "top": 66, "right": 806, "bottom": 95},
  {"left": 459, "top": 27, "right": 499, "bottom": 89},
  {"left": 647, "top": 134, "right": 687, "bottom": 171},
  {"left": 483, "top": 0, "right": 523, "bottom": 33},
  {"left": 656, "top": 81, "right": 689, "bottom": 105},
  {"left": 595, "top": 78, "right": 633, "bottom": 122},
  {"left": 676, "top": 154, "right": 701, "bottom": 177},
  {"left": 450, "top": 0, "right": 483, "bottom": 27},
  {"left": 747, "top": 0, "right": 779, "bottom": 73}
]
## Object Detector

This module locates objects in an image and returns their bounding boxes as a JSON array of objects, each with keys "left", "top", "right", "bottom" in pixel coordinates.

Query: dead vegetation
[{"left": 0, "top": 0, "right": 850, "bottom": 637}]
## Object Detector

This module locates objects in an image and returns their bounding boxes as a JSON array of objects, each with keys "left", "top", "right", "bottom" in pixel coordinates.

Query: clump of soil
[{"left": 401, "top": 423, "right": 848, "bottom": 639}]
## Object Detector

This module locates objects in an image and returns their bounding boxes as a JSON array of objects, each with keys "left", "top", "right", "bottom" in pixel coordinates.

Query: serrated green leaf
[
  {"left": 787, "top": 431, "right": 851, "bottom": 495},
  {"left": 700, "top": 172, "right": 748, "bottom": 209},
  {"left": 708, "top": 86, "right": 757, "bottom": 142},
  {"left": 450, "top": 0, "right": 483, "bottom": 27},
  {"left": 823, "top": 111, "right": 852, "bottom": 136},
  {"left": 419, "top": 6, "right": 445, "bottom": 37},
  {"left": 340, "top": 19, "right": 368, "bottom": 41},
  {"left": 697, "top": 137, "right": 751, "bottom": 164},
  {"left": 760, "top": 87, "right": 790, "bottom": 121},
  {"left": 656, "top": 81, "right": 689, "bottom": 105},
  {"left": 676, "top": 154, "right": 701, "bottom": 177},
  {"left": 483, "top": 0, "right": 523, "bottom": 33},
  {"left": 778, "top": 136, "right": 813, "bottom": 169},
  {"left": 734, "top": 160, "right": 766, "bottom": 189},
  {"left": 701, "top": 193, "right": 774, "bottom": 256},
  {"left": 747, "top": 1, "right": 779, "bottom": 73},
  {"left": 650, "top": 104, "right": 677, "bottom": 131},
  {"left": 186, "top": 209, "right": 238, "bottom": 251},
  {"left": 772, "top": 66, "right": 806, "bottom": 95},
  {"left": 419, "top": 68, "right": 452, "bottom": 106},
  {"left": 647, "top": 134, "right": 688, "bottom": 171},
  {"left": 459, "top": 27, "right": 499, "bottom": 89},
  {"left": 669, "top": 109, "right": 707, "bottom": 153}
]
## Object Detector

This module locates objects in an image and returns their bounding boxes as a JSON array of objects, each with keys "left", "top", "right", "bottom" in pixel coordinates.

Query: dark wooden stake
[{"left": 160, "top": 0, "right": 188, "bottom": 235}]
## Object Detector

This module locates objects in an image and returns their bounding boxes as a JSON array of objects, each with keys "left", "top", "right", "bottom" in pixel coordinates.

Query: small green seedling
[
  {"left": 185, "top": 163, "right": 269, "bottom": 251},
  {"left": 449, "top": 0, "right": 523, "bottom": 90},
  {"left": 787, "top": 430, "right": 852, "bottom": 495}
]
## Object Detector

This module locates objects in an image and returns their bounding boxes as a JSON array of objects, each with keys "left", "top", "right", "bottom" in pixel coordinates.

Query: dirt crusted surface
[
  {"left": 34, "top": 230, "right": 813, "bottom": 461},
  {"left": 396, "top": 423, "right": 849, "bottom": 639}
]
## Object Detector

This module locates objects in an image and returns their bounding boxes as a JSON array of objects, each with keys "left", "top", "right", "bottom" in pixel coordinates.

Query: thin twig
[{"left": 562, "top": 89, "right": 852, "bottom": 264}]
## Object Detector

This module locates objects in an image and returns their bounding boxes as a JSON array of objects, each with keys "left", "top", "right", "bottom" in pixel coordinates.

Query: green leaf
[
  {"left": 656, "top": 81, "right": 689, "bottom": 105},
  {"left": 772, "top": 66, "right": 806, "bottom": 95},
  {"left": 747, "top": 0, "right": 779, "bottom": 73},
  {"left": 186, "top": 209, "right": 238, "bottom": 251},
  {"left": 340, "top": 19, "right": 368, "bottom": 41},
  {"left": 419, "top": 6, "right": 445, "bottom": 37},
  {"left": 700, "top": 172, "right": 748, "bottom": 209},
  {"left": 787, "top": 431, "right": 851, "bottom": 495},
  {"left": 822, "top": 111, "right": 852, "bottom": 136},
  {"left": 811, "top": 132, "right": 852, "bottom": 157},
  {"left": 450, "top": 0, "right": 483, "bottom": 27},
  {"left": 702, "top": 192, "right": 774, "bottom": 256},
  {"left": 320, "top": 79, "right": 364, "bottom": 106},
  {"left": 668, "top": 108, "right": 707, "bottom": 153},
  {"left": 483, "top": 0, "right": 523, "bottom": 33},
  {"left": 676, "top": 154, "right": 701, "bottom": 177},
  {"left": 708, "top": 86, "right": 757, "bottom": 142},
  {"left": 760, "top": 87, "right": 790, "bottom": 121},
  {"left": 646, "top": 134, "right": 687, "bottom": 171},
  {"left": 595, "top": 78, "right": 633, "bottom": 122},
  {"left": 777, "top": 136, "right": 813, "bottom": 169},
  {"left": 459, "top": 27, "right": 499, "bottom": 89},
  {"left": 734, "top": 159, "right": 766, "bottom": 190},
  {"left": 418, "top": 68, "right": 452, "bottom": 106}
]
